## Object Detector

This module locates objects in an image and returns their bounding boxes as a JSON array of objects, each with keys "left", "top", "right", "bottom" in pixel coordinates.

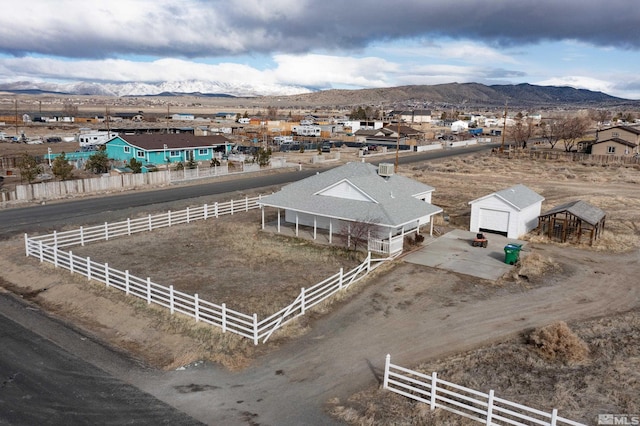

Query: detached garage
[{"left": 469, "top": 184, "right": 544, "bottom": 238}]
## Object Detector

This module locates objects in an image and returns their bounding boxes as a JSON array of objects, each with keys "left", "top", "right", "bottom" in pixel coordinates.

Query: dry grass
[
  {"left": 71, "top": 210, "right": 361, "bottom": 317},
  {"left": 330, "top": 311, "right": 640, "bottom": 425},
  {"left": 528, "top": 321, "right": 590, "bottom": 364}
]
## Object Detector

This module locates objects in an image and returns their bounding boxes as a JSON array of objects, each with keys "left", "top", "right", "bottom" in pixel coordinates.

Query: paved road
[
  {"left": 0, "top": 292, "right": 203, "bottom": 426},
  {"left": 0, "top": 143, "right": 498, "bottom": 239}
]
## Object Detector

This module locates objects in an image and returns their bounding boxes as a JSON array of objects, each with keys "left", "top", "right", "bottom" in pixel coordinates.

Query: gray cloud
[{"left": 0, "top": 0, "right": 638, "bottom": 59}]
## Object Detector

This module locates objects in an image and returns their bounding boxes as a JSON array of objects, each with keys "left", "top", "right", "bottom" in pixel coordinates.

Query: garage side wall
[{"left": 516, "top": 202, "right": 542, "bottom": 237}]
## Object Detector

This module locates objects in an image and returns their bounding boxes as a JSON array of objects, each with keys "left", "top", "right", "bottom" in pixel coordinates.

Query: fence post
[
  {"left": 204, "top": 203, "right": 208, "bottom": 219},
  {"left": 300, "top": 287, "right": 306, "bottom": 315},
  {"left": 105, "top": 222, "right": 109, "bottom": 241},
  {"left": 253, "top": 313, "right": 258, "bottom": 345},
  {"left": 170, "top": 285, "right": 174, "bottom": 314},
  {"left": 38, "top": 241, "right": 43, "bottom": 262},
  {"left": 24, "top": 233, "right": 28, "bottom": 257},
  {"left": 367, "top": 252, "right": 371, "bottom": 271},
  {"left": 148, "top": 213, "right": 152, "bottom": 231},
  {"left": 87, "top": 257, "right": 91, "bottom": 281},
  {"left": 245, "top": 196, "right": 248, "bottom": 211},
  {"left": 186, "top": 207, "right": 190, "bottom": 223},
  {"left": 80, "top": 226, "right": 84, "bottom": 246},
  {"left": 486, "top": 389, "right": 494, "bottom": 425},
  {"left": 53, "top": 246, "right": 58, "bottom": 268},
  {"left": 231, "top": 199, "right": 234, "bottom": 215},
  {"left": 105, "top": 263, "right": 109, "bottom": 287},
  {"left": 194, "top": 293, "right": 199, "bottom": 322},
  {"left": 430, "top": 372, "right": 437, "bottom": 410},
  {"left": 339, "top": 267, "right": 344, "bottom": 290},
  {"left": 125, "top": 270, "right": 130, "bottom": 295},
  {"left": 53, "top": 230, "right": 57, "bottom": 247},
  {"left": 550, "top": 409, "right": 558, "bottom": 426},
  {"left": 222, "top": 303, "right": 227, "bottom": 333},
  {"left": 168, "top": 210, "right": 172, "bottom": 227},
  {"left": 215, "top": 202, "right": 219, "bottom": 218},
  {"left": 383, "top": 354, "right": 391, "bottom": 389},
  {"left": 127, "top": 218, "right": 131, "bottom": 236},
  {"left": 147, "top": 278, "right": 151, "bottom": 304},
  {"left": 69, "top": 251, "right": 74, "bottom": 274}
]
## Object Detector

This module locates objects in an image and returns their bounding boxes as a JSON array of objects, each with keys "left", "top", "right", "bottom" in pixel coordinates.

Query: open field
[
  {"left": 1, "top": 150, "right": 639, "bottom": 423},
  {"left": 70, "top": 210, "right": 361, "bottom": 317}
]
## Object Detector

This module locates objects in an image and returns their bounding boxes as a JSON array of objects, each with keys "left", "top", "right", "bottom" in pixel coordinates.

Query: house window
[
  {"left": 198, "top": 149, "right": 208, "bottom": 155},
  {"left": 612, "top": 132, "right": 619, "bottom": 138},
  {"left": 123, "top": 146, "right": 131, "bottom": 153},
  {"left": 607, "top": 146, "right": 616, "bottom": 154},
  {"left": 169, "top": 150, "right": 180, "bottom": 157},
  {"left": 136, "top": 150, "right": 145, "bottom": 158}
]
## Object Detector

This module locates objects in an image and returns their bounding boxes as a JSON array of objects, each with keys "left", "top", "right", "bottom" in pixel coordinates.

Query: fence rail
[
  {"left": 24, "top": 196, "right": 394, "bottom": 344},
  {"left": 28, "top": 196, "right": 261, "bottom": 247},
  {"left": 383, "top": 354, "right": 586, "bottom": 426}
]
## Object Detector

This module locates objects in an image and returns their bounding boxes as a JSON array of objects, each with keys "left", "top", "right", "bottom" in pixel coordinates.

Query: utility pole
[
  {"left": 14, "top": 98, "right": 18, "bottom": 136},
  {"left": 500, "top": 101, "right": 508, "bottom": 153},
  {"left": 395, "top": 118, "right": 400, "bottom": 173}
]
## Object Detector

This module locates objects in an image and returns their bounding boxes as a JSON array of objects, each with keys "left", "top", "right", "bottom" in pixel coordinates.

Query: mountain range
[{"left": 0, "top": 80, "right": 636, "bottom": 109}]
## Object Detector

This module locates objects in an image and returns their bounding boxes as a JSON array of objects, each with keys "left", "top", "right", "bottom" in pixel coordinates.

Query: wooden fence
[
  {"left": 383, "top": 354, "right": 586, "bottom": 426},
  {"left": 3, "top": 160, "right": 296, "bottom": 203},
  {"left": 526, "top": 150, "right": 640, "bottom": 165},
  {"left": 24, "top": 196, "right": 393, "bottom": 344}
]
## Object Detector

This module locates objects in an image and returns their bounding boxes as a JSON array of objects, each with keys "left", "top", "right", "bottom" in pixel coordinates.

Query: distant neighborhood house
[
  {"left": 393, "top": 110, "right": 432, "bottom": 123},
  {"left": 588, "top": 125, "right": 640, "bottom": 155},
  {"left": 105, "top": 134, "right": 233, "bottom": 166}
]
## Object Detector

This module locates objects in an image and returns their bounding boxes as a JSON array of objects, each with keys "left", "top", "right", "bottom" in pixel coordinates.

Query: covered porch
[{"left": 260, "top": 207, "right": 437, "bottom": 255}]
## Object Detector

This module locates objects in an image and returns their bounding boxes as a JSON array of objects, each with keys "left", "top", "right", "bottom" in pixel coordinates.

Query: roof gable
[{"left": 316, "top": 179, "right": 377, "bottom": 203}]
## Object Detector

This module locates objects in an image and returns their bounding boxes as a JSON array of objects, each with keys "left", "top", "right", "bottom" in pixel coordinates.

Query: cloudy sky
[{"left": 1, "top": 0, "right": 640, "bottom": 98}]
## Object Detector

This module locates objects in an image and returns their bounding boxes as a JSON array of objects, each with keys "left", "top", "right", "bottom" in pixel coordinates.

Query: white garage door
[{"left": 478, "top": 208, "right": 509, "bottom": 234}]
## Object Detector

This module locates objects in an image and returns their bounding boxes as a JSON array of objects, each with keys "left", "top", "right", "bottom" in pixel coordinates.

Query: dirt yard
[{"left": 1, "top": 150, "right": 639, "bottom": 423}]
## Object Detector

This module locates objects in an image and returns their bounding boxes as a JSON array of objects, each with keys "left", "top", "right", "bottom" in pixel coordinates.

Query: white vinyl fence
[
  {"left": 383, "top": 355, "right": 586, "bottom": 426},
  {"left": 24, "top": 196, "right": 393, "bottom": 344}
]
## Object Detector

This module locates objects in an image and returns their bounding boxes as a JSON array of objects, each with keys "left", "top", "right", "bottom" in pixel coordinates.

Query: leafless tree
[
  {"left": 62, "top": 102, "right": 78, "bottom": 117},
  {"left": 560, "top": 116, "right": 589, "bottom": 152},
  {"left": 539, "top": 119, "right": 563, "bottom": 149},
  {"left": 588, "top": 109, "right": 611, "bottom": 130},
  {"left": 266, "top": 106, "right": 279, "bottom": 120},
  {"left": 338, "top": 218, "right": 380, "bottom": 254},
  {"left": 508, "top": 114, "right": 536, "bottom": 149}
]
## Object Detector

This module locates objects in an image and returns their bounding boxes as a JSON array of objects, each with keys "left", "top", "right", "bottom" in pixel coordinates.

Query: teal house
[{"left": 105, "top": 134, "right": 233, "bottom": 166}]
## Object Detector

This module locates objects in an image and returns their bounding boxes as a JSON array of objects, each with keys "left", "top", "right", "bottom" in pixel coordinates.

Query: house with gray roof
[
  {"left": 258, "top": 162, "right": 443, "bottom": 254},
  {"left": 469, "top": 184, "right": 544, "bottom": 238}
]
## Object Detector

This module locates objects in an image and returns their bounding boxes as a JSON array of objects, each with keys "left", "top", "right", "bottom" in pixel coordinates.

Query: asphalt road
[
  {"left": 0, "top": 143, "right": 498, "bottom": 239},
  {"left": 0, "top": 292, "right": 203, "bottom": 426}
]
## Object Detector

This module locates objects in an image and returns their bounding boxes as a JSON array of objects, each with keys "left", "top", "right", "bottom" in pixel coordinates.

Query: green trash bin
[{"left": 504, "top": 243, "right": 523, "bottom": 265}]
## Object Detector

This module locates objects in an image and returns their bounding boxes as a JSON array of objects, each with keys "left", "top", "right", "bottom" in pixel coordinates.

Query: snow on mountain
[{"left": 0, "top": 80, "right": 313, "bottom": 97}]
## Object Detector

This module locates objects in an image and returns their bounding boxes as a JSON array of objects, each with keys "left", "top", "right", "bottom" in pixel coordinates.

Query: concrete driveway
[{"left": 403, "top": 229, "right": 527, "bottom": 280}]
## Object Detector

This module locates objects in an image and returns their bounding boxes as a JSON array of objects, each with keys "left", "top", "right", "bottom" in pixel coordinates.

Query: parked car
[{"left": 321, "top": 143, "right": 331, "bottom": 153}]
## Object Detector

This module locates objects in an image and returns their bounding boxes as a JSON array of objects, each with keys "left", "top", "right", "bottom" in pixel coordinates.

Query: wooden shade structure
[{"left": 537, "top": 200, "right": 606, "bottom": 246}]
